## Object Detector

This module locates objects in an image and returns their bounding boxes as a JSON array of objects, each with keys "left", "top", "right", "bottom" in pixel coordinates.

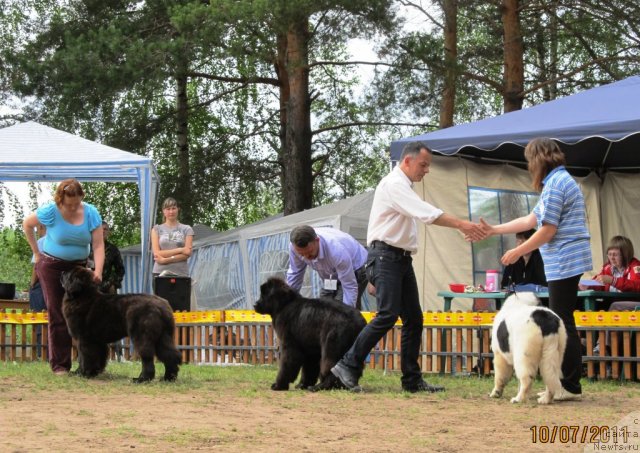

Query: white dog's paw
[
  {"left": 537, "top": 393, "right": 553, "bottom": 405},
  {"left": 489, "top": 388, "right": 502, "bottom": 398},
  {"left": 510, "top": 396, "right": 523, "bottom": 404}
]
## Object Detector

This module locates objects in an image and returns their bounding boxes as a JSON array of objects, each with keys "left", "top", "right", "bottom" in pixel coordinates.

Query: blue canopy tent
[
  {"left": 385, "top": 76, "right": 640, "bottom": 310},
  {"left": 0, "top": 121, "right": 160, "bottom": 293},
  {"left": 390, "top": 76, "right": 640, "bottom": 174}
]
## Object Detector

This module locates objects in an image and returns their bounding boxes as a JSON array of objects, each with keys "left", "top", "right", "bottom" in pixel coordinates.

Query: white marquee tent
[
  {"left": 121, "top": 191, "right": 375, "bottom": 310},
  {"left": 0, "top": 121, "right": 160, "bottom": 292}
]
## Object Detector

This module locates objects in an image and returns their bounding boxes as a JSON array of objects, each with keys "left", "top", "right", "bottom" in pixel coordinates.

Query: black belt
[
  {"left": 369, "top": 240, "right": 412, "bottom": 256},
  {"left": 42, "top": 252, "right": 87, "bottom": 265}
]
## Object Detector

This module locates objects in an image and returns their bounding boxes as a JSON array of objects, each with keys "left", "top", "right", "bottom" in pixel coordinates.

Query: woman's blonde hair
[
  {"left": 524, "top": 138, "right": 566, "bottom": 192},
  {"left": 54, "top": 178, "right": 84, "bottom": 205},
  {"left": 162, "top": 197, "right": 178, "bottom": 210}
]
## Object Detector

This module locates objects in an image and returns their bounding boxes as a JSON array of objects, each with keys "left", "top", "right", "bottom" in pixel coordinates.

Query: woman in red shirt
[
  {"left": 591, "top": 235, "right": 640, "bottom": 295},
  {"left": 588, "top": 236, "right": 640, "bottom": 363}
]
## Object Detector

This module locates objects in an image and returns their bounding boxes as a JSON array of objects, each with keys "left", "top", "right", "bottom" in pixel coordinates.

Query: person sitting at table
[
  {"left": 584, "top": 235, "right": 640, "bottom": 359},
  {"left": 500, "top": 229, "right": 547, "bottom": 290},
  {"left": 580, "top": 235, "right": 640, "bottom": 296}
]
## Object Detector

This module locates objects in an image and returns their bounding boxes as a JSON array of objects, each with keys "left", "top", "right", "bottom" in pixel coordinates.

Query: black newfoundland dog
[
  {"left": 254, "top": 277, "right": 366, "bottom": 391},
  {"left": 61, "top": 266, "right": 181, "bottom": 382}
]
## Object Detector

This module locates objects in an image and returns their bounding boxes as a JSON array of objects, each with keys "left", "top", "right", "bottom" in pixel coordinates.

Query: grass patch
[{"left": 0, "top": 360, "right": 637, "bottom": 399}]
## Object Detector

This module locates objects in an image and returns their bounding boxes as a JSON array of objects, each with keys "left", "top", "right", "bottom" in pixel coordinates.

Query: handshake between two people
[
  {"left": 462, "top": 218, "right": 525, "bottom": 267},
  {"left": 461, "top": 217, "right": 493, "bottom": 243}
]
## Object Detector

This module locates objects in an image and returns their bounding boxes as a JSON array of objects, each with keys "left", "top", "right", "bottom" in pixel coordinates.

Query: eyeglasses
[{"left": 607, "top": 252, "right": 621, "bottom": 258}]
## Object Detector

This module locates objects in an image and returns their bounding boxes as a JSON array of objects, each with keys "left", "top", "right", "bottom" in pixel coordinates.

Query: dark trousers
[
  {"left": 36, "top": 254, "right": 85, "bottom": 372},
  {"left": 341, "top": 247, "right": 423, "bottom": 387},
  {"left": 548, "top": 274, "right": 582, "bottom": 394},
  {"left": 319, "top": 266, "right": 368, "bottom": 310}
]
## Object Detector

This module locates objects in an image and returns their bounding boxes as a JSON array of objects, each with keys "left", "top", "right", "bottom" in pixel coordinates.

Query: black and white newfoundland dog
[
  {"left": 489, "top": 292, "right": 567, "bottom": 404},
  {"left": 254, "top": 277, "right": 367, "bottom": 391},
  {"left": 61, "top": 266, "right": 181, "bottom": 382}
]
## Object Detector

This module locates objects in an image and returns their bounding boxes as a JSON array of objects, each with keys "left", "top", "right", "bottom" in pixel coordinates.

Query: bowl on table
[{"left": 448, "top": 283, "right": 466, "bottom": 293}]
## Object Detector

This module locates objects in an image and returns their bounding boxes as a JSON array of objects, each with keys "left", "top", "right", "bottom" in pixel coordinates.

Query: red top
[{"left": 594, "top": 257, "right": 640, "bottom": 292}]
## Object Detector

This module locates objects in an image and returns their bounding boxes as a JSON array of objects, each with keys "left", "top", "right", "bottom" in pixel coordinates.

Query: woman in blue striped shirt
[{"left": 479, "top": 138, "right": 592, "bottom": 401}]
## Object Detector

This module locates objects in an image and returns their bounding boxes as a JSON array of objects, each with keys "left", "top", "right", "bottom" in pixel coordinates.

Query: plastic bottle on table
[{"left": 485, "top": 269, "right": 499, "bottom": 292}]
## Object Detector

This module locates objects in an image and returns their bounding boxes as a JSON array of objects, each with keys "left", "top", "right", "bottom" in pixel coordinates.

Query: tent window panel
[
  {"left": 258, "top": 250, "right": 290, "bottom": 283},
  {"left": 472, "top": 236, "right": 502, "bottom": 287},
  {"left": 469, "top": 187, "right": 539, "bottom": 288},
  {"left": 499, "top": 191, "right": 531, "bottom": 221},
  {"left": 193, "top": 257, "right": 235, "bottom": 309},
  {"left": 191, "top": 242, "right": 246, "bottom": 310},
  {"left": 469, "top": 189, "right": 500, "bottom": 225}
]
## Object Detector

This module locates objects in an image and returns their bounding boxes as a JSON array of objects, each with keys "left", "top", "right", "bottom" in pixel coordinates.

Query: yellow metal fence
[{"left": 2, "top": 309, "right": 638, "bottom": 380}]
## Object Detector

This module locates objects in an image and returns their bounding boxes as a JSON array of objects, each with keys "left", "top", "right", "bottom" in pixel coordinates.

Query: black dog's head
[
  {"left": 61, "top": 266, "right": 99, "bottom": 299},
  {"left": 254, "top": 277, "right": 298, "bottom": 315}
]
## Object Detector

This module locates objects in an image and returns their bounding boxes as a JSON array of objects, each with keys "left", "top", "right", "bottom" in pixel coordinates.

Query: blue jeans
[
  {"left": 340, "top": 247, "right": 424, "bottom": 386},
  {"left": 29, "top": 280, "right": 47, "bottom": 359}
]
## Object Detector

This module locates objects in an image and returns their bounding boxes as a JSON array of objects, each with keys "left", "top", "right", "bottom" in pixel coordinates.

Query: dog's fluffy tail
[{"left": 158, "top": 332, "right": 182, "bottom": 362}]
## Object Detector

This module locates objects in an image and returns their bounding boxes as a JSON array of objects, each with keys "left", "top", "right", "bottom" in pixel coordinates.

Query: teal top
[{"left": 36, "top": 201, "right": 102, "bottom": 261}]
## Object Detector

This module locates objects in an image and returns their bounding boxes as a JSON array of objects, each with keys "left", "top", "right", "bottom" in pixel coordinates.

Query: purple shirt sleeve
[
  {"left": 327, "top": 247, "right": 359, "bottom": 307},
  {"left": 285, "top": 244, "right": 306, "bottom": 291}
]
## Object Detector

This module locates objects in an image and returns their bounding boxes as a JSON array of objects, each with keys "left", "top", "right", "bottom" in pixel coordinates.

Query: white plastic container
[{"left": 485, "top": 269, "right": 499, "bottom": 292}]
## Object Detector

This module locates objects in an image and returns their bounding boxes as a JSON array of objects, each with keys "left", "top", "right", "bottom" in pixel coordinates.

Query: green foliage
[
  {"left": 0, "top": 227, "right": 32, "bottom": 291},
  {"left": 369, "top": 0, "right": 640, "bottom": 130},
  {"left": 83, "top": 182, "right": 142, "bottom": 246},
  {"left": 3, "top": 0, "right": 400, "bottom": 232},
  {"left": 12, "top": 0, "right": 639, "bottom": 235},
  {"left": 0, "top": 360, "right": 635, "bottom": 396},
  {"left": 0, "top": 183, "right": 27, "bottom": 227}
]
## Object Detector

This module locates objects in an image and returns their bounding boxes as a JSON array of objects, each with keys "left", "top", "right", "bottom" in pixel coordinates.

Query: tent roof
[
  {"left": 120, "top": 191, "right": 374, "bottom": 256},
  {"left": 0, "top": 121, "right": 154, "bottom": 182},
  {"left": 194, "top": 191, "right": 374, "bottom": 248},
  {"left": 390, "top": 76, "right": 640, "bottom": 173},
  {"left": 0, "top": 121, "right": 159, "bottom": 292}
]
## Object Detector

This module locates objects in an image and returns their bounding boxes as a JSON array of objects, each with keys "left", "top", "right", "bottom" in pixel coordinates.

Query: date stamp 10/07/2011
[
  {"left": 530, "top": 424, "right": 639, "bottom": 448},
  {"left": 531, "top": 425, "right": 629, "bottom": 444}
]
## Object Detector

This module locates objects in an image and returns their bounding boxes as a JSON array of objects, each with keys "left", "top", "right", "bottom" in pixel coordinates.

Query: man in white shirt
[{"left": 331, "top": 141, "right": 485, "bottom": 392}]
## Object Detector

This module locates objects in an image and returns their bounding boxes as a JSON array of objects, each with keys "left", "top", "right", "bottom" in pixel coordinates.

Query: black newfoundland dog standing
[
  {"left": 254, "top": 277, "right": 366, "bottom": 391},
  {"left": 61, "top": 266, "right": 181, "bottom": 382}
]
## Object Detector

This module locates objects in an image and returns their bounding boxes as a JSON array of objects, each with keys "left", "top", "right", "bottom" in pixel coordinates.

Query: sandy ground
[{"left": 1, "top": 370, "right": 639, "bottom": 453}]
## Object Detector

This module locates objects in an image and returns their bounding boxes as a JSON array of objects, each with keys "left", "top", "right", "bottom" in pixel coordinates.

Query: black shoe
[
  {"left": 402, "top": 379, "right": 445, "bottom": 393},
  {"left": 331, "top": 362, "right": 359, "bottom": 390}
]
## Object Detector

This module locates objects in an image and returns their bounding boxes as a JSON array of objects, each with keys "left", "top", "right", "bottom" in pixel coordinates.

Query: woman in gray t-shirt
[{"left": 151, "top": 197, "right": 194, "bottom": 277}]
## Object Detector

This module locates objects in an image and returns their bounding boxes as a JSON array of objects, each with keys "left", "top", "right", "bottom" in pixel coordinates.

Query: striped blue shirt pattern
[{"left": 533, "top": 166, "right": 592, "bottom": 281}]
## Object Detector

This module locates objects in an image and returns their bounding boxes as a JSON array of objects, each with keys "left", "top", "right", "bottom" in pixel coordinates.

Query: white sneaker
[{"left": 554, "top": 388, "right": 582, "bottom": 401}]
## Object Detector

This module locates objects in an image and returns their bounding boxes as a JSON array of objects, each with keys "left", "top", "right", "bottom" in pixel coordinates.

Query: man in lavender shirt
[{"left": 286, "top": 225, "right": 368, "bottom": 310}]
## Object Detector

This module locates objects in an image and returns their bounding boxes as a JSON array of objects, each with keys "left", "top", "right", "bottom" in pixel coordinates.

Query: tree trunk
[
  {"left": 175, "top": 61, "right": 192, "bottom": 225},
  {"left": 501, "top": 0, "right": 524, "bottom": 112},
  {"left": 275, "top": 32, "right": 289, "bottom": 207},
  {"left": 548, "top": 9, "right": 559, "bottom": 100},
  {"left": 280, "top": 18, "right": 312, "bottom": 215},
  {"left": 533, "top": 15, "right": 549, "bottom": 101},
  {"left": 439, "top": 0, "right": 458, "bottom": 128}
]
